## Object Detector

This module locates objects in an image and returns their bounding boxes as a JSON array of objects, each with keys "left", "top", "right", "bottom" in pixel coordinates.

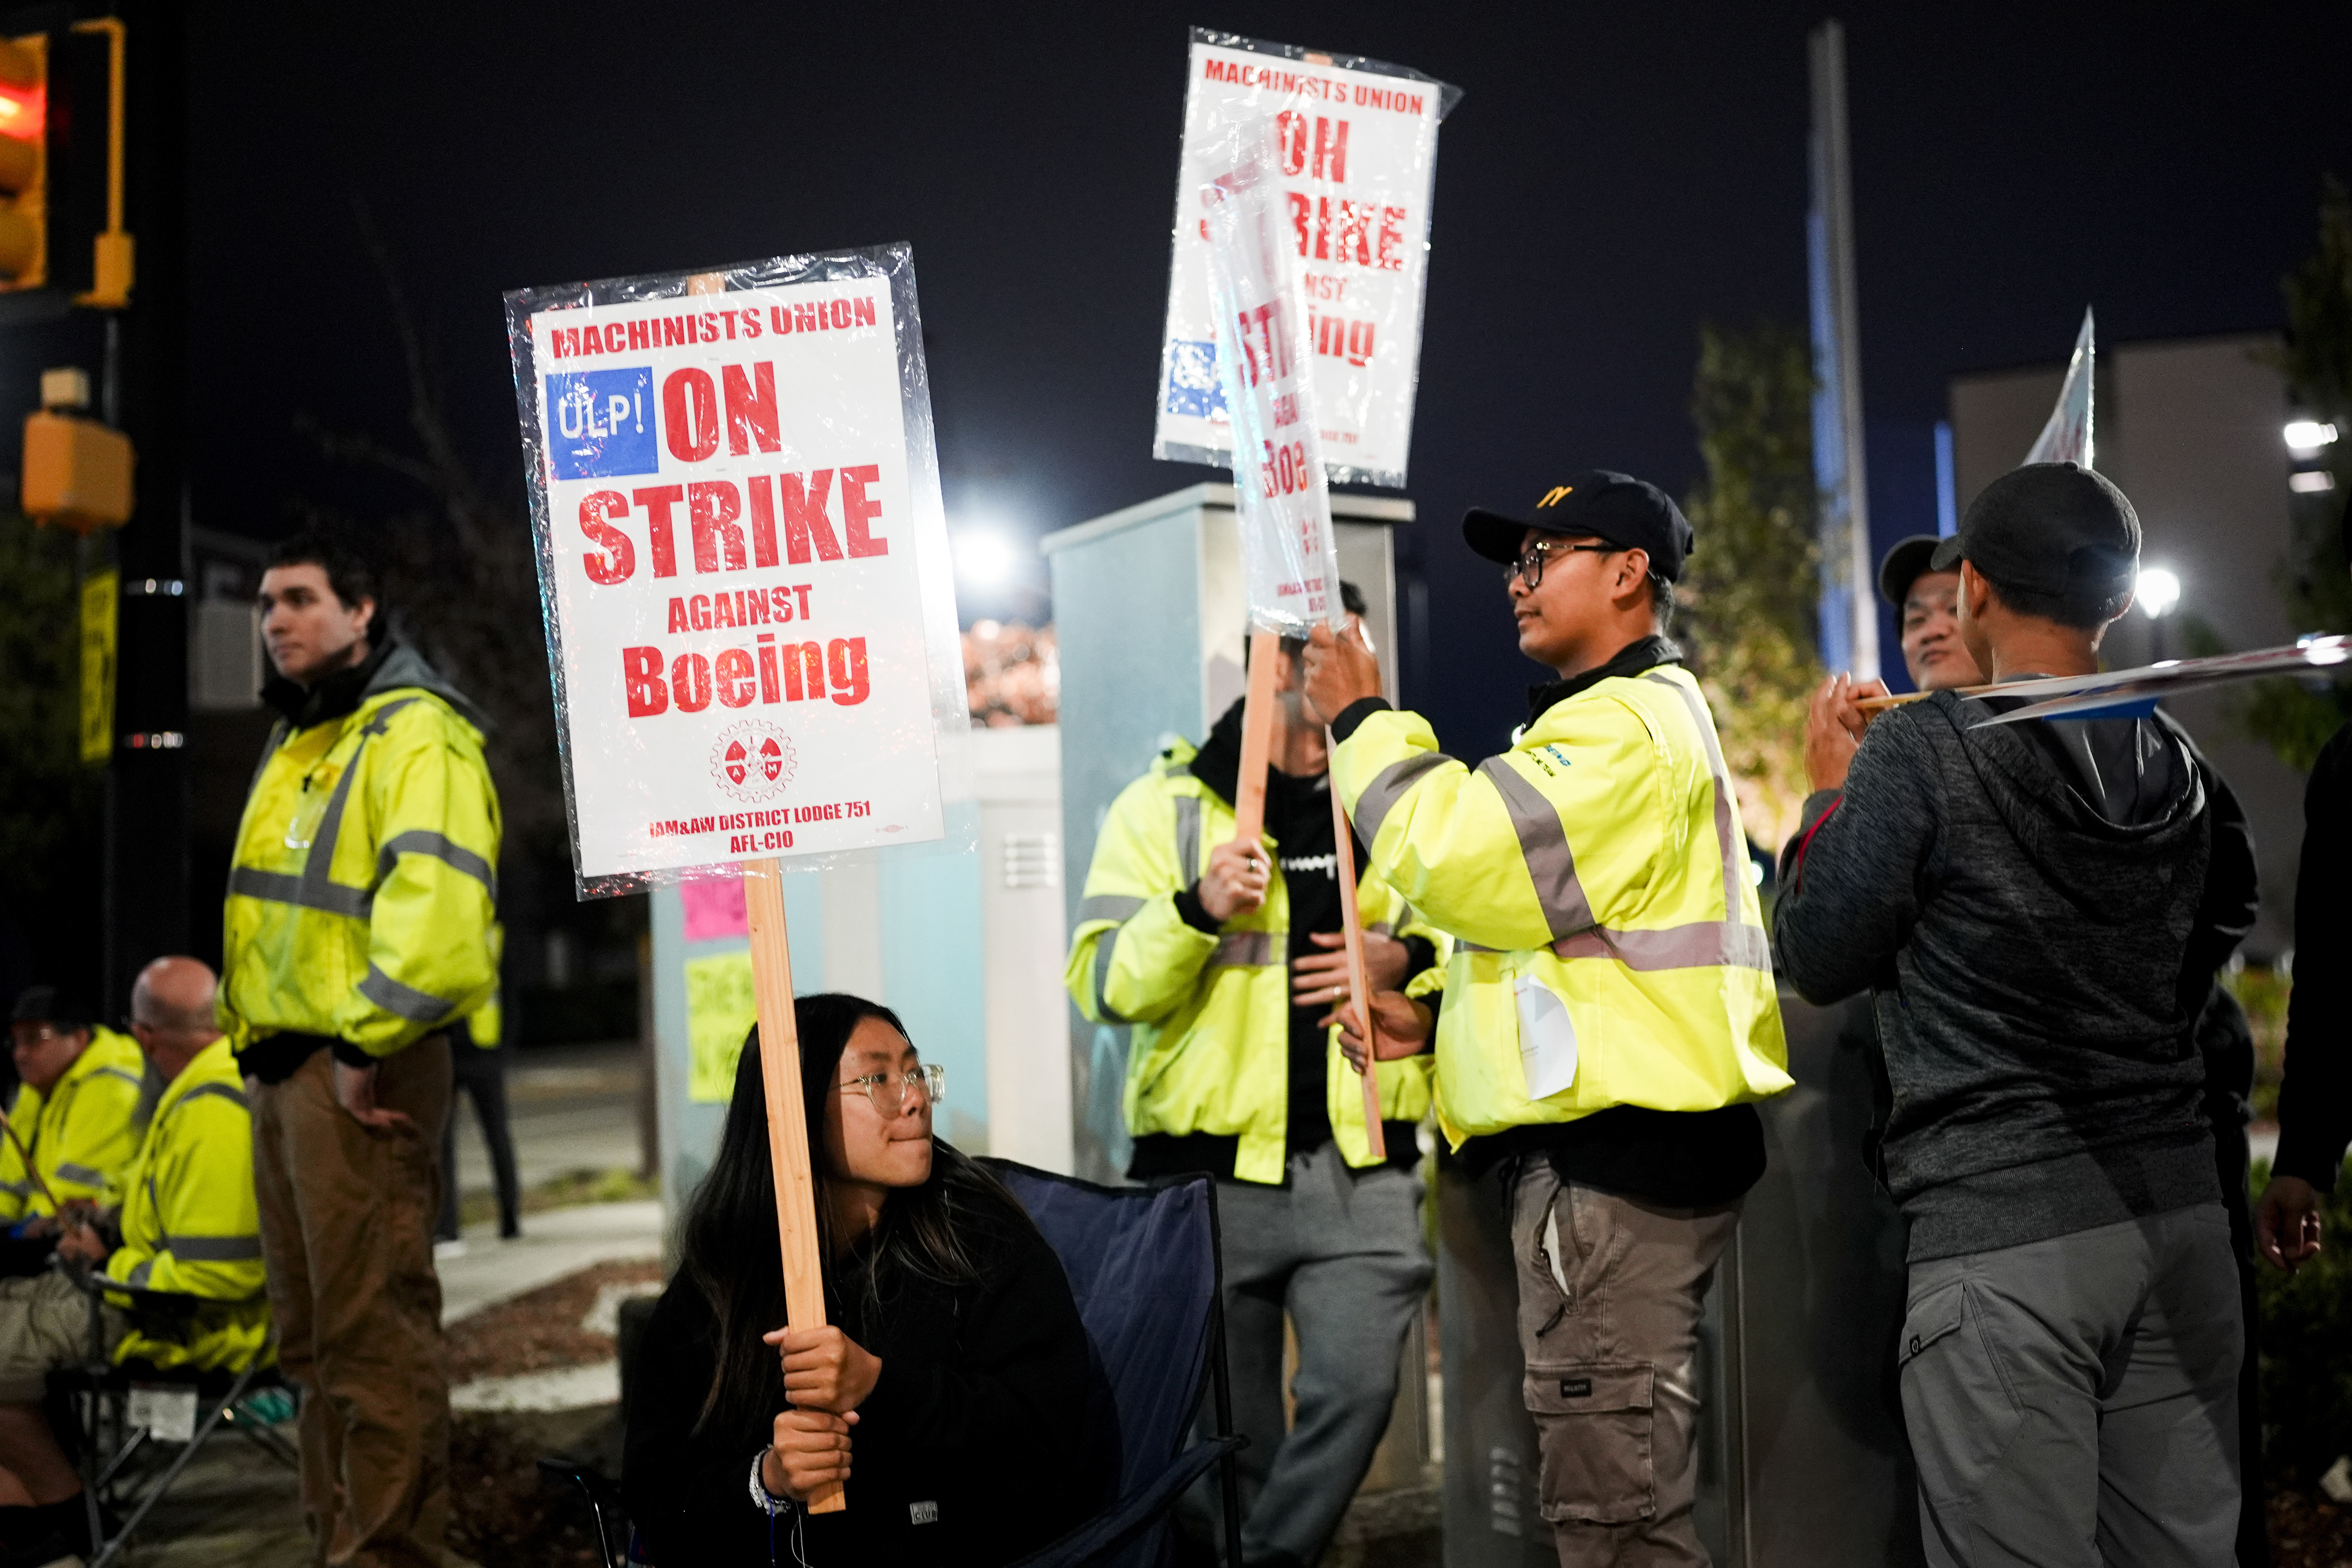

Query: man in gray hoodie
[{"left": 1773, "top": 464, "right": 2258, "bottom": 1568}]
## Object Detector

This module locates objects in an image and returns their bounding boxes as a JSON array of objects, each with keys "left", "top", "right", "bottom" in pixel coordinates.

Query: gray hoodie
[{"left": 1773, "top": 690, "right": 2257, "bottom": 1260}]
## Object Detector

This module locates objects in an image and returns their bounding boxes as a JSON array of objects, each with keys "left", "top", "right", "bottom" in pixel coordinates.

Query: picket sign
[
  {"left": 1199, "top": 121, "right": 1384, "bottom": 1157},
  {"left": 676, "top": 268, "right": 842, "bottom": 1517}
]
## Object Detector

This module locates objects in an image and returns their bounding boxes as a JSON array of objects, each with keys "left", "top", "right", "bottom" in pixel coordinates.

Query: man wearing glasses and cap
[
  {"left": 1803, "top": 536, "right": 1985, "bottom": 797},
  {"left": 1302, "top": 472, "right": 1790, "bottom": 1568}
]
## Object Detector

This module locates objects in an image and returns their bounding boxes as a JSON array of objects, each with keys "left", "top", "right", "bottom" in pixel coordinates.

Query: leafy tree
[
  {"left": 2243, "top": 175, "right": 2352, "bottom": 772},
  {"left": 1677, "top": 321, "right": 1824, "bottom": 850}
]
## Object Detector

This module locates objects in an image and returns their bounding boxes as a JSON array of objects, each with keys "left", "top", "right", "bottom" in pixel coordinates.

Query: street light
[
  {"left": 2136, "top": 567, "right": 2181, "bottom": 619},
  {"left": 2285, "top": 420, "right": 2341, "bottom": 456},
  {"left": 951, "top": 528, "right": 1018, "bottom": 590}
]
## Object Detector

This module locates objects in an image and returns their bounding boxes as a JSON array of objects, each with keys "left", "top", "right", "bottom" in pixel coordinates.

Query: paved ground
[
  {"left": 439, "top": 1201, "right": 664, "bottom": 1326},
  {"left": 449, "top": 1040, "right": 647, "bottom": 1200}
]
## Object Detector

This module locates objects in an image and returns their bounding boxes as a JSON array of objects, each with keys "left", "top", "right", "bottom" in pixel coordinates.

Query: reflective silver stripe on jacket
[
  {"left": 359, "top": 964, "right": 463, "bottom": 1025},
  {"left": 377, "top": 830, "right": 497, "bottom": 901},
  {"left": 1209, "top": 932, "right": 1276, "bottom": 967},
  {"left": 1173, "top": 795, "right": 1203, "bottom": 880},
  {"left": 1077, "top": 895, "right": 1146, "bottom": 925},
  {"left": 1478, "top": 756, "right": 1597, "bottom": 939},
  {"left": 1350, "top": 752, "right": 1451, "bottom": 849},
  {"left": 161, "top": 1233, "right": 265, "bottom": 1263},
  {"left": 53, "top": 1161, "right": 108, "bottom": 1188},
  {"left": 228, "top": 696, "right": 424, "bottom": 921},
  {"left": 1091, "top": 936, "right": 1129, "bottom": 1025},
  {"left": 171, "top": 1083, "right": 250, "bottom": 1115}
]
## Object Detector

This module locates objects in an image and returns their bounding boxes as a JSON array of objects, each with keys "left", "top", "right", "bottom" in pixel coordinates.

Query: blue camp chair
[{"left": 983, "top": 1160, "right": 1243, "bottom": 1568}]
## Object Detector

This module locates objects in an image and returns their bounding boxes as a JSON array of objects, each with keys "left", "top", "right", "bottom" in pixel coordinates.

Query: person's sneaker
[{"left": 434, "top": 1238, "right": 468, "bottom": 1261}]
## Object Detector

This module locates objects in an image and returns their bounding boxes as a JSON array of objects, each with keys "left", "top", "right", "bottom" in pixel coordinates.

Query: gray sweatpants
[
  {"left": 1900, "top": 1203, "right": 2242, "bottom": 1568},
  {"left": 1196, "top": 1143, "right": 1433, "bottom": 1565}
]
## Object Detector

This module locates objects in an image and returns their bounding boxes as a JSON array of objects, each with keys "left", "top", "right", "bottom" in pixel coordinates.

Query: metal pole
[{"left": 1808, "top": 20, "right": 1877, "bottom": 683}]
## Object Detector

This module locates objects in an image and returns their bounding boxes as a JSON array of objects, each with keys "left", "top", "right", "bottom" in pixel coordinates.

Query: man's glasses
[
  {"left": 838, "top": 1063, "right": 946, "bottom": 1117},
  {"left": 1506, "top": 539, "right": 1619, "bottom": 590}
]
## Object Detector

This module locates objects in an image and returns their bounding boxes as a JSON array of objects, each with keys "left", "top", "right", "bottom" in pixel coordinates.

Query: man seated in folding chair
[
  {"left": 0, "top": 958, "right": 267, "bottom": 1565},
  {"left": 0, "top": 988, "right": 150, "bottom": 1277}
]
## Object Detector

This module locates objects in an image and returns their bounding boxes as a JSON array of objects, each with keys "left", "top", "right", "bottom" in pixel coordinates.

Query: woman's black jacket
[{"left": 623, "top": 1210, "right": 1100, "bottom": 1565}]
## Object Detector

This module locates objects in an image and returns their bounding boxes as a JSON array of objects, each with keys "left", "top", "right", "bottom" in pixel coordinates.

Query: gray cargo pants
[
  {"left": 1193, "top": 1143, "right": 1433, "bottom": 1566},
  {"left": 1512, "top": 1160, "right": 1740, "bottom": 1568},
  {"left": 1899, "top": 1203, "right": 2242, "bottom": 1568}
]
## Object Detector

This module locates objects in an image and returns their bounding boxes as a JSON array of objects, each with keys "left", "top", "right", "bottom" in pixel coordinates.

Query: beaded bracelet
[{"left": 748, "top": 1450, "right": 794, "bottom": 1516}]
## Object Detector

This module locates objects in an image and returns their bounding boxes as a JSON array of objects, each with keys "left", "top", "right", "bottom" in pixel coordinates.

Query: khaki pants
[
  {"left": 1511, "top": 1161, "right": 1738, "bottom": 1568},
  {"left": 0, "top": 1272, "right": 123, "bottom": 1402},
  {"left": 253, "top": 1040, "right": 452, "bottom": 1568}
]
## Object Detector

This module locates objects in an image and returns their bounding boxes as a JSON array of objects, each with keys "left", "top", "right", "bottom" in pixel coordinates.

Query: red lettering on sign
[
  {"left": 757, "top": 635, "right": 782, "bottom": 702},
  {"left": 839, "top": 465, "right": 888, "bottom": 558},
  {"left": 743, "top": 588, "right": 770, "bottom": 626},
  {"left": 623, "top": 647, "right": 667, "bottom": 716},
  {"left": 663, "top": 370, "right": 719, "bottom": 462},
  {"left": 626, "top": 319, "right": 649, "bottom": 352},
  {"left": 1377, "top": 206, "right": 1406, "bottom": 271},
  {"left": 746, "top": 474, "right": 780, "bottom": 569},
  {"left": 713, "top": 647, "right": 756, "bottom": 708},
  {"left": 723, "top": 363, "right": 780, "bottom": 456},
  {"left": 578, "top": 491, "right": 634, "bottom": 584},
  {"left": 713, "top": 591, "right": 737, "bottom": 629},
  {"left": 781, "top": 641, "right": 825, "bottom": 702},
  {"left": 688, "top": 480, "right": 746, "bottom": 572},
  {"left": 780, "top": 470, "right": 844, "bottom": 564},
  {"left": 666, "top": 597, "right": 688, "bottom": 633},
  {"left": 688, "top": 594, "right": 712, "bottom": 632},
  {"left": 671, "top": 652, "right": 713, "bottom": 712},
  {"left": 631, "top": 485, "right": 683, "bottom": 578},
  {"left": 1315, "top": 118, "right": 1349, "bottom": 182},
  {"left": 828, "top": 637, "right": 870, "bottom": 705}
]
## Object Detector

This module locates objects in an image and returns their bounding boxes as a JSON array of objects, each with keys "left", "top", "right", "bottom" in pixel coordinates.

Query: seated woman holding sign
[{"left": 625, "top": 993, "right": 1096, "bottom": 1564}]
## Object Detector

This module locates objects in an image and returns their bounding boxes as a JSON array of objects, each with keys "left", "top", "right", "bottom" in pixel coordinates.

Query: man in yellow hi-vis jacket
[
  {"left": 0, "top": 959, "right": 265, "bottom": 1563},
  {"left": 1069, "top": 586, "right": 1449, "bottom": 1567},
  {"left": 223, "top": 531, "right": 499, "bottom": 1568},
  {"left": 1305, "top": 474, "right": 1790, "bottom": 1568},
  {"left": 1, "top": 987, "right": 148, "bottom": 1231}
]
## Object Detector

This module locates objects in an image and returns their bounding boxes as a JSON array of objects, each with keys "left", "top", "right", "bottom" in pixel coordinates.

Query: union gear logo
[{"left": 707, "top": 720, "right": 798, "bottom": 804}]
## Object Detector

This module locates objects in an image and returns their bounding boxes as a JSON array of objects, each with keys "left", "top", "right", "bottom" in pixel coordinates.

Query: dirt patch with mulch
[
  {"left": 452, "top": 1407, "right": 621, "bottom": 1568},
  {"left": 2273, "top": 1484, "right": 2352, "bottom": 1567},
  {"left": 445, "top": 1257, "right": 665, "bottom": 1386}
]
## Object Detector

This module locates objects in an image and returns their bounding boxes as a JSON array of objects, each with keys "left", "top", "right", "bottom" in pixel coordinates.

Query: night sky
[{"left": 189, "top": 0, "right": 2352, "bottom": 753}]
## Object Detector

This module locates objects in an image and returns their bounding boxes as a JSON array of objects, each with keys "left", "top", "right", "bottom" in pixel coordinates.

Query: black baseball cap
[
  {"left": 1929, "top": 463, "right": 2139, "bottom": 600},
  {"left": 1463, "top": 471, "right": 1695, "bottom": 583},
  {"left": 1878, "top": 535, "right": 1951, "bottom": 606},
  {"left": 10, "top": 986, "right": 91, "bottom": 1032}
]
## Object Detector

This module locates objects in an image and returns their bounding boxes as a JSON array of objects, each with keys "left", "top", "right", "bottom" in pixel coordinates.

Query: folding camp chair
[
  {"left": 982, "top": 1161, "right": 1245, "bottom": 1568},
  {"left": 45, "top": 1263, "right": 293, "bottom": 1568}
]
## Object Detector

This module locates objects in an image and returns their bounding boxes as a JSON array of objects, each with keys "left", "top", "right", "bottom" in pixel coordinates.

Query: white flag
[{"left": 2025, "top": 308, "right": 2095, "bottom": 468}]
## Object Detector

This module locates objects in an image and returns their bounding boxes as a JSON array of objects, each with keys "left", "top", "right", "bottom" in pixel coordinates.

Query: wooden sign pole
[
  {"left": 1229, "top": 629, "right": 1283, "bottom": 846},
  {"left": 1327, "top": 767, "right": 1386, "bottom": 1160},
  {"left": 683, "top": 271, "right": 841, "bottom": 1516},
  {"left": 742, "top": 856, "right": 845, "bottom": 1514}
]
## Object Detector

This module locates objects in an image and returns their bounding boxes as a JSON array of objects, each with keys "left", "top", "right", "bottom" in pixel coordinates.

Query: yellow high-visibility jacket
[
  {"left": 100, "top": 1036, "right": 271, "bottom": 1372},
  {"left": 220, "top": 644, "right": 502, "bottom": 1058},
  {"left": 0, "top": 1027, "right": 147, "bottom": 1224},
  {"left": 1328, "top": 661, "right": 1791, "bottom": 1149},
  {"left": 1066, "top": 737, "right": 1449, "bottom": 1184}
]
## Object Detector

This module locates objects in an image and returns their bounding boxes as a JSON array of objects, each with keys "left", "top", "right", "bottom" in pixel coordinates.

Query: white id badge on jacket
[{"left": 1514, "top": 975, "right": 1579, "bottom": 1101}]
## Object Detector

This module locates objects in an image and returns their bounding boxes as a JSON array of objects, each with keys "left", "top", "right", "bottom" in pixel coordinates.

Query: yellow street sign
[{"left": 78, "top": 566, "right": 114, "bottom": 764}]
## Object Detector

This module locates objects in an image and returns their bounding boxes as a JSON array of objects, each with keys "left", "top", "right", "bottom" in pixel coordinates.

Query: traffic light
[
  {"left": 0, "top": 32, "right": 43, "bottom": 287},
  {"left": 0, "top": 18, "right": 128, "bottom": 306}
]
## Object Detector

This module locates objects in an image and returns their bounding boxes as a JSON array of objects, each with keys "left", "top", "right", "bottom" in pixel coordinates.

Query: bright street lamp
[
  {"left": 2285, "top": 420, "right": 2341, "bottom": 456},
  {"left": 2135, "top": 567, "right": 2181, "bottom": 620},
  {"left": 952, "top": 529, "right": 1019, "bottom": 589}
]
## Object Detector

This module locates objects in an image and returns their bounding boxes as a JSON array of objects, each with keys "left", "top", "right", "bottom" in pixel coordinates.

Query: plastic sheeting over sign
[
  {"left": 2025, "top": 307, "right": 2095, "bottom": 469},
  {"left": 1154, "top": 29, "right": 1458, "bottom": 491},
  {"left": 1202, "top": 118, "right": 1344, "bottom": 636},
  {"left": 504, "top": 245, "right": 972, "bottom": 898}
]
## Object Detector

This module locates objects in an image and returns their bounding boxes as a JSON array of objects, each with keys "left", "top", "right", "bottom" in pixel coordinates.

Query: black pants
[
  {"left": 2213, "top": 1114, "right": 2268, "bottom": 1568},
  {"left": 436, "top": 1046, "right": 520, "bottom": 1240}
]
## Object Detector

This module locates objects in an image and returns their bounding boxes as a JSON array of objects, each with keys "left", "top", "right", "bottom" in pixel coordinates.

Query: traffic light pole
[{"left": 99, "top": 0, "right": 185, "bottom": 1015}]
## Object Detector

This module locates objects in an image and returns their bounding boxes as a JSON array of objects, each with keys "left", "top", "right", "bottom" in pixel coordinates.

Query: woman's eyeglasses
[
  {"left": 838, "top": 1063, "right": 946, "bottom": 1117},
  {"left": 1506, "top": 538, "right": 1618, "bottom": 590}
]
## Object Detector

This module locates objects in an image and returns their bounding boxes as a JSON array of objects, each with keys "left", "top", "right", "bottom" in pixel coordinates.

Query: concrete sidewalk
[{"left": 439, "top": 1198, "right": 665, "bottom": 1324}]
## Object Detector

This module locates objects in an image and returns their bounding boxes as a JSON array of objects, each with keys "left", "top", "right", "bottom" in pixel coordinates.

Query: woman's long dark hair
[{"left": 676, "top": 992, "right": 1036, "bottom": 1439}]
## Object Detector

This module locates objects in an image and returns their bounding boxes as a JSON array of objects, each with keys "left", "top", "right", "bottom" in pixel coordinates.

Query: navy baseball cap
[
  {"left": 1879, "top": 535, "right": 1949, "bottom": 606},
  {"left": 1929, "top": 463, "right": 2139, "bottom": 600},
  {"left": 1463, "top": 471, "right": 1695, "bottom": 583},
  {"left": 10, "top": 986, "right": 91, "bottom": 1032}
]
